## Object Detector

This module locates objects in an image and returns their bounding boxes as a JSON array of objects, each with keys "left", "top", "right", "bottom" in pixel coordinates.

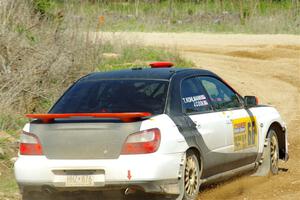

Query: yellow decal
[{"left": 232, "top": 117, "right": 257, "bottom": 151}]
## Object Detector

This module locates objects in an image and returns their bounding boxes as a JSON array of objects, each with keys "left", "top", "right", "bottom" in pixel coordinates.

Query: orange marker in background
[{"left": 98, "top": 15, "right": 105, "bottom": 26}]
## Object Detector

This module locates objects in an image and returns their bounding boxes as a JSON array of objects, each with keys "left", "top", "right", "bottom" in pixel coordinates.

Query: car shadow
[{"left": 45, "top": 191, "right": 174, "bottom": 200}]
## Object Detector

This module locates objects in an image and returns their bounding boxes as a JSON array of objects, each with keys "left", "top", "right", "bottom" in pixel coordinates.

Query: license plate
[{"left": 65, "top": 175, "right": 94, "bottom": 187}]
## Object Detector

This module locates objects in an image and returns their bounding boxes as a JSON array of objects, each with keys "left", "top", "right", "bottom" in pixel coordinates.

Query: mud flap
[
  {"left": 175, "top": 177, "right": 184, "bottom": 200},
  {"left": 252, "top": 138, "right": 270, "bottom": 176},
  {"left": 175, "top": 153, "right": 186, "bottom": 200}
]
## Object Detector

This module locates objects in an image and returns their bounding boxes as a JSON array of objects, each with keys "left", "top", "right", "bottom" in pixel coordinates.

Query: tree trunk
[
  {"left": 291, "top": 0, "right": 299, "bottom": 18},
  {"left": 168, "top": 0, "right": 173, "bottom": 24},
  {"left": 239, "top": 0, "right": 245, "bottom": 25},
  {"left": 205, "top": 0, "right": 209, "bottom": 13},
  {"left": 220, "top": 0, "right": 224, "bottom": 13},
  {"left": 135, "top": 0, "right": 139, "bottom": 18},
  {"left": 250, "top": 0, "right": 259, "bottom": 18}
]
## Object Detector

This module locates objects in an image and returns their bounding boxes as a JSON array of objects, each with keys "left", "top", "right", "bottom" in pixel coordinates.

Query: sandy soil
[{"left": 101, "top": 32, "right": 300, "bottom": 200}]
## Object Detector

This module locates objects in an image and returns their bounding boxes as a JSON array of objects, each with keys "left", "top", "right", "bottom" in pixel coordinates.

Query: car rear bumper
[{"left": 14, "top": 153, "right": 184, "bottom": 194}]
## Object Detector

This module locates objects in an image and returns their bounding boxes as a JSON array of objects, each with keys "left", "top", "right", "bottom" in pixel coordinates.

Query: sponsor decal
[
  {"left": 182, "top": 95, "right": 208, "bottom": 107},
  {"left": 232, "top": 117, "right": 257, "bottom": 151}
]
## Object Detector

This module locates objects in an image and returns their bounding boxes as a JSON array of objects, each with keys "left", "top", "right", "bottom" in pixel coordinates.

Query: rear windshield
[{"left": 50, "top": 79, "right": 169, "bottom": 115}]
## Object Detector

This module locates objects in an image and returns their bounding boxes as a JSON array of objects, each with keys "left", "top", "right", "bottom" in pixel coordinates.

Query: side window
[
  {"left": 181, "top": 77, "right": 212, "bottom": 114},
  {"left": 200, "top": 77, "right": 242, "bottom": 111}
]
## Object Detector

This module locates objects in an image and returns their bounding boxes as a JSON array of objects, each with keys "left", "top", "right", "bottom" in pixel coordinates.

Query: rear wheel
[{"left": 182, "top": 151, "right": 201, "bottom": 200}]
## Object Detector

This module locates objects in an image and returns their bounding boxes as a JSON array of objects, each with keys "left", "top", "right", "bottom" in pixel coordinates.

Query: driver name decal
[{"left": 182, "top": 95, "right": 208, "bottom": 107}]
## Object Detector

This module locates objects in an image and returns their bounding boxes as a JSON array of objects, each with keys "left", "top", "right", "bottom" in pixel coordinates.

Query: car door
[
  {"left": 199, "top": 76, "right": 259, "bottom": 168},
  {"left": 180, "top": 77, "right": 236, "bottom": 177}
]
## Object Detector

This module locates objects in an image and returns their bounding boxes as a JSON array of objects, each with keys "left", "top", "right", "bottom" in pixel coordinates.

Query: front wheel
[
  {"left": 253, "top": 128, "right": 280, "bottom": 177},
  {"left": 269, "top": 130, "right": 279, "bottom": 175}
]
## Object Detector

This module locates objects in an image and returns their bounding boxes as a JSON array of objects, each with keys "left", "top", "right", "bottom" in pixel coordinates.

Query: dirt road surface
[{"left": 99, "top": 32, "right": 300, "bottom": 200}]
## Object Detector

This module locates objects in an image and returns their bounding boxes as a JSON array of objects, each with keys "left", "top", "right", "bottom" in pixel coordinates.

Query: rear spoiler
[{"left": 26, "top": 112, "right": 152, "bottom": 123}]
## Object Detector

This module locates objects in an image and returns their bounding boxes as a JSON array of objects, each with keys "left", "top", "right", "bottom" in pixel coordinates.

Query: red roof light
[{"left": 149, "top": 62, "right": 174, "bottom": 68}]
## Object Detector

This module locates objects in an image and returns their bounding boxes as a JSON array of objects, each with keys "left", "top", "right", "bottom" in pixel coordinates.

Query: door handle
[
  {"left": 176, "top": 124, "right": 184, "bottom": 132},
  {"left": 225, "top": 115, "right": 232, "bottom": 124},
  {"left": 193, "top": 121, "right": 201, "bottom": 129},
  {"left": 226, "top": 119, "right": 232, "bottom": 124}
]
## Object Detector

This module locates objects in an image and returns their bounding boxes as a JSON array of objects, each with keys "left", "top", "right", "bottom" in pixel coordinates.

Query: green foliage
[
  {"left": 59, "top": 0, "right": 299, "bottom": 34},
  {"left": 0, "top": 169, "right": 19, "bottom": 195},
  {"left": 16, "top": 24, "right": 38, "bottom": 43},
  {"left": 0, "top": 114, "right": 29, "bottom": 132},
  {"left": 32, "top": 0, "right": 54, "bottom": 17},
  {"left": 99, "top": 45, "right": 193, "bottom": 71}
]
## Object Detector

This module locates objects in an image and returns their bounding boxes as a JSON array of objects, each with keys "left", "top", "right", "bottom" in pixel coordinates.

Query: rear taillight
[
  {"left": 121, "top": 128, "right": 161, "bottom": 155},
  {"left": 19, "top": 131, "right": 43, "bottom": 155}
]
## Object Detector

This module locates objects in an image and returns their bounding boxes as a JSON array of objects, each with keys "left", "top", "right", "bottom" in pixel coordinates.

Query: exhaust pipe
[
  {"left": 124, "top": 187, "right": 136, "bottom": 195},
  {"left": 42, "top": 186, "right": 56, "bottom": 194}
]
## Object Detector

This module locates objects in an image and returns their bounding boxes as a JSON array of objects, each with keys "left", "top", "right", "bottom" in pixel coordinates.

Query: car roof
[{"left": 84, "top": 67, "right": 218, "bottom": 81}]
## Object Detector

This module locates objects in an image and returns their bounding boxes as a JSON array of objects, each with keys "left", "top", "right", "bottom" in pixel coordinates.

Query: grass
[
  {"left": 0, "top": 169, "right": 19, "bottom": 196},
  {"left": 99, "top": 44, "right": 193, "bottom": 70},
  {"left": 0, "top": 0, "right": 193, "bottom": 133},
  {"left": 50, "top": 0, "right": 300, "bottom": 34},
  {"left": 0, "top": 134, "right": 19, "bottom": 198}
]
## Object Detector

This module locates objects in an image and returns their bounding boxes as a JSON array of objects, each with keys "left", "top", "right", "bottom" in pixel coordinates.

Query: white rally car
[{"left": 14, "top": 62, "right": 288, "bottom": 200}]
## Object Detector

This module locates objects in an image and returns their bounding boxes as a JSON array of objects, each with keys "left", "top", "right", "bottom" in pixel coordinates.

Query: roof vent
[{"left": 149, "top": 62, "right": 174, "bottom": 68}]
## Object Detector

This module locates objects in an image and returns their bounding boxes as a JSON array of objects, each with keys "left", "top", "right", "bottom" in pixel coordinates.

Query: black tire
[
  {"left": 269, "top": 129, "right": 279, "bottom": 175},
  {"left": 182, "top": 151, "right": 201, "bottom": 200}
]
